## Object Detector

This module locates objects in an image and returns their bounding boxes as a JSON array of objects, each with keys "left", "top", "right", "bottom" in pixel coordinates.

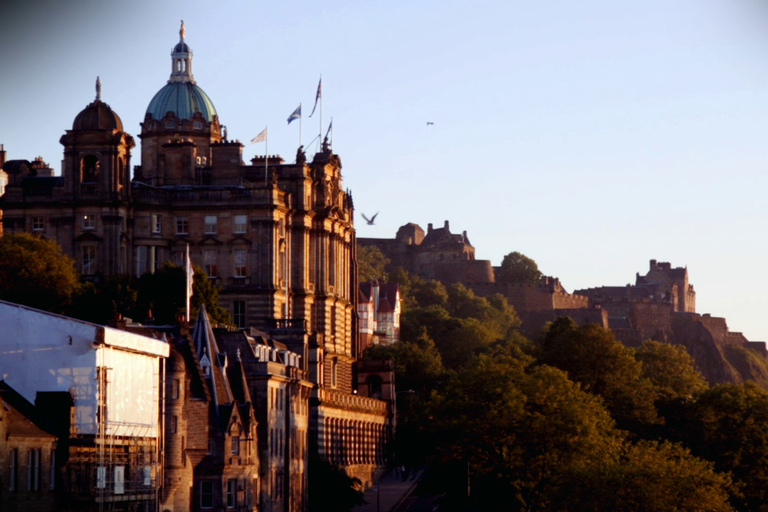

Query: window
[
  {"left": 49, "top": 449, "right": 55, "bottom": 490},
  {"left": 204, "top": 250, "right": 218, "bottom": 277},
  {"left": 332, "top": 358, "right": 338, "bottom": 388},
  {"left": 151, "top": 214, "right": 162, "bottom": 234},
  {"left": 227, "top": 478, "right": 238, "bottom": 508},
  {"left": 82, "top": 246, "right": 96, "bottom": 275},
  {"left": 234, "top": 215, "right": 247, "bottom": 234},
  {"left": 32, "top": 216, "right": 45, "bottom": 231},
  {"left": 136, "top": 246, "right": 148, "bottom": 275},
  {"left": 171, "top": 415, "right": 178, "bottom": 434},
  {"left": 200, "top": 481, "right": 214, "bottom": 509},
  {"left": 194, "top": 121, "right": 203, "bottom": 130},
  {"left": 233, "top": 301, "right": 245, "bottom": 329},
  {"left": 231, "top": 436, "right": 240, "bottom": 456},
  {"left": 176, "top": 217, "right": 189, "bottom": 235},
  {"left": 82, "top": 214, "right": 95, "bottom": 230},
  {"left": 9, "top": 448, "right": 17, "bottom": 491},
  {"left": 234, "top": 249, "right": 247, "bottom": 278},
  {"left": 27, "top": 448, "right": 40, "bottom": 490},
  {"left": 172, "top": 379, "right": 180, "bottom": 399},
  {"left": 204, "top": 215, "right": 217, "bottom": 234}
]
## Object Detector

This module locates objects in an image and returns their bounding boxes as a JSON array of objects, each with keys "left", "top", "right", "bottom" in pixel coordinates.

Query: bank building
[{"left": 0, "top": 23, "right": 393, "bottom": 512}]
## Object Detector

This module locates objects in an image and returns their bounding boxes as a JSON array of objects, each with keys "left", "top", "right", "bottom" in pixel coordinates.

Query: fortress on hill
[{"left": 359, "top": 221, "right": 768, "bottom": 385}]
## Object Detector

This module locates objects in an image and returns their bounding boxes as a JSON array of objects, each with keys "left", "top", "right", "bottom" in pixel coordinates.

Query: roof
[
  {"left": 73, "top": 100, "right": 124, "bottom": 131},
  {"left": 146, "top": 81, "right": 217, "bottom": 122},
  {"left": 0, "top": 381, "right": 57, "bottom": 438}
]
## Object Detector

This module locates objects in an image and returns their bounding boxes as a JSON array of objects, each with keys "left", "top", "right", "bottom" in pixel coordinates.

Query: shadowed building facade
[{"left": 0, "top": 22, "right": 392, "bottom": 511}]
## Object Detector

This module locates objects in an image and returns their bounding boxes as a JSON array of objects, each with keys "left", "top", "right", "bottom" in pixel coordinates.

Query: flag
[
  {"left": 251, "top": 128, "right": 267, "bottom": 143},
  {"left": 186, "top": 249, "right": 195, "bottom": 299},
  {"left": 186, "top": 244, "right": 195, "bottom": 322},
  {"left": 325, "top": 119, "right": 333, "bottom": 140},
  {"left": 309, "top": 78, "right": 321, "bottom": 117},
  {"left": 287, "top": 104, "right": 301, "bottom": 124}
]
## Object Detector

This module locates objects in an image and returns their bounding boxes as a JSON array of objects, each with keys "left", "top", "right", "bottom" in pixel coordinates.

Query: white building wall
[{"left": 0, "top": 301, "right": 169, "bottom": 436}]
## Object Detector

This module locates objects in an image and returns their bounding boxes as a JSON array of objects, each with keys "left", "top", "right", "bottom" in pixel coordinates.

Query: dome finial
[
  {"left": 96, "top": 76, "right": 101, "bottom": 101},
  {"left": 180, "top": 20, "right": 185, "bottom": 40}
]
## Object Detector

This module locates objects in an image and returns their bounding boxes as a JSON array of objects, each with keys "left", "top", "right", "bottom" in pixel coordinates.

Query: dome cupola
[
  {"left": 145, "top": 21, "right": 217, "bottom": 122},
  {"left": 73, "top": 77, "right": 124, "bottom": 131}
]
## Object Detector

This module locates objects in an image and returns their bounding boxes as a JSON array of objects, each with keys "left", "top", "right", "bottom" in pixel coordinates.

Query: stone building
[
  {"left": 0, "top": 381, "right": 58, "bottom": 512},
  {"left": 0, "top": 22, "right": 391, "bottom": 507},
  {"left": 358, "top": 280, "right": 401, "bottom": 350}
]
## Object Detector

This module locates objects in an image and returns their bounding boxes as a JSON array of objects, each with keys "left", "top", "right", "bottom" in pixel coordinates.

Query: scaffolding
[{"left": 64, "top": 350, "right": 162, "bottom": 512}]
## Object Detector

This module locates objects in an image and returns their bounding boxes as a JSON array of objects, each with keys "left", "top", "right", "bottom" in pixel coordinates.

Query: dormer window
[
  {"left": 165, "top": 121, "right": 175, "bottom": 129},
  {"left": 194, "top": 121, "right": 203, "bottom": 130}
]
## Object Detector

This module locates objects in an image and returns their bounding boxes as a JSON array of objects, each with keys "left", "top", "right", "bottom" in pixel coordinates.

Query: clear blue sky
[{"left": 2, "top": 0, "right": 768, "bottom": 340}]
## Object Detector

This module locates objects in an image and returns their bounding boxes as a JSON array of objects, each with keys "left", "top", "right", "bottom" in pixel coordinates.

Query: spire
[
  {"left": 169, "top": 21, "right": 195, "bottom": 84},
  {"left": 95, "top": 76, "right": 101, "bottom": 101}
]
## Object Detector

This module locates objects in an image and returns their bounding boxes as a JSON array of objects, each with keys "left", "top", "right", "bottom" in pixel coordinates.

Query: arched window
[{"left": 81, "top": 155, "right": 100, "bottom": 183}]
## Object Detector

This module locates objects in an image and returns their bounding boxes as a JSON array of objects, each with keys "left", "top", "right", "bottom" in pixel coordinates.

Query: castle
[
  {"left": 361, "top": 221, "right": 767, "bottom": 385},
  {"left": 0, "top": 23, "right": 392, "bottom": 512}
]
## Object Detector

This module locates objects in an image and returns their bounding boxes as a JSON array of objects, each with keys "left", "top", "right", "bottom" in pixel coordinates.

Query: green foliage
[
  {"left": 555, "top": 440, "right": 735, "bottom": 512},
  {"left": 678, "top": 383, "right": 768, "bottom": 511},
  {"left": 357, "top": 245, "right": 390, "bottom": 283},
  {"left": 539, "top": 317, "right": 659, "bottom": 429},
  {"left": 67, "top": 274, "right": 139, "bottom": 324},
  {"left": 428, "top": 353, "right": 622, "bottom": 511},
  {"left": 307, "top": 455, "right": 365, "bottom": 512},
  {"left": 723, "top": 344, "right": 768, "bottom": 389},
  {"left": 497, "top": 251, "right": 542, "bottom": 284},
  {"left": 0, "top": 233, "right": 81, "bottom": 313},
  {"left": 635, "top": 340, "right": 709, "bottom": 401},
  {"left": 134, "top": 262, "right": 231, "bottom": 325}
]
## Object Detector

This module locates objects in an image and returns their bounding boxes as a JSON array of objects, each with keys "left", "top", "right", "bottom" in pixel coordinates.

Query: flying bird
[
  {"left": 426, "top": 122, "right": 434, "bottom": 126},
  {"left": 361, "top": 212, "right": 379, "bottom": 225}
]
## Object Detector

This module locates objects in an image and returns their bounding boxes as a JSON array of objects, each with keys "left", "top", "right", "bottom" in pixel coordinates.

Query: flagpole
[
  {"left": 264, "top": 126, "right": 269, "bottom": 186},
  {"left": 299, "top": 103, "right": 303, "bottom": 148},
  {"left": 319, "top": 74, "right": 323, "bottom": 143}
]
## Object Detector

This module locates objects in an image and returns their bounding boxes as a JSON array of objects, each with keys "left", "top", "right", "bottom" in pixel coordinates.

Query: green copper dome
[
  {"left": 145, "top": 22, "right": 217, "bottom": 123},
  {"left": 145, "top": 82, "right": 217, "bottom": 122}
]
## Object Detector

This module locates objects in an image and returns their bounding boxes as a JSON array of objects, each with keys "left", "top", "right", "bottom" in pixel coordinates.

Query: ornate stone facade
[{"left": 0, "top": 23, "right": 391, "bottom": 511}]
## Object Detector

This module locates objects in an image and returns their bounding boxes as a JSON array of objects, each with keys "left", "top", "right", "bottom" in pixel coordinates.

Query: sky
[{"left": 2, "top": 0, "right": 768, "bottom": 340}]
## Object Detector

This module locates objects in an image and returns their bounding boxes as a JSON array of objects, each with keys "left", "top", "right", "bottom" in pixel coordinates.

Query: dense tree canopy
[
  {"left": 497, "top": 251, "right": 542, "bottom": 284},
  {"left": 357, "top": 245, "right": 390, "bottom": 283},
  {"left": 0, "top": 233, "right": 81, "bottom": 313},
  {"left": 428, "top": 353, "right": 622, "bottom": 511},
  {"left": 539, "top": 317, "right": 659, "bottom": 429},
  {"left": 635, "top": 340, "right": 709, "bottom": 401}
]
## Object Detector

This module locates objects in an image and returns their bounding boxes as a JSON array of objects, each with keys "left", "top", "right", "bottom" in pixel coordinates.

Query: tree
[
  {"left": 554, "top": 441, "right": 735, "bottom": 512},
  {"left": 427, "top": 353, "right": 622, "bottom": 511},
  {"left": 0, "top": 233, "right": 81, "bottom": 313},
  {"left": 497, "top": 251, "right": 542, "bottom": 284},
  {"left": 539, "top": 317, "right": 659, "bottom": 429},
  {"left": 308, "top": 455, "right": 365, "bottom": 512},
  {"left": 357, "top": 245, "right": 390, "bottom": 283},
  {"left": 675, "top": 383, "right": 768, "bottom": 511},
  {"left": 634, "top": 340, "right": 708, "bottom": 401},
  {"left": 134, "top": 262, "right": 231, "bottom": 325}
]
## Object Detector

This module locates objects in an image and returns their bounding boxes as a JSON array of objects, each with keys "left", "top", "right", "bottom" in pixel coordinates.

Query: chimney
[
  {"left": 444, "top": 220, "right": 450, "bottom": 230},
  {"left": 0, "top": 144, "right": 6, "bottom": 167},
  {"left": 428, "top": 223, "right": 433, "bottom": 233}
]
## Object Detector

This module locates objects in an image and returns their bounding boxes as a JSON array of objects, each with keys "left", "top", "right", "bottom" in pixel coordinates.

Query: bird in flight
[
  {"left": 361, "top": 212, "right": 379, "bottom": 225},
  {"left": 426, "top": 122, "right": 434, "bottom": 126}
]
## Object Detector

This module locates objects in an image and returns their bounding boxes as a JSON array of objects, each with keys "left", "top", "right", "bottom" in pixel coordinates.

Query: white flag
[
  {"left": 186, "top": 245, "right": 195, "bottom": 322},
  {"left": 251, "top": 128, "right": 267, "bottom": 143}
]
